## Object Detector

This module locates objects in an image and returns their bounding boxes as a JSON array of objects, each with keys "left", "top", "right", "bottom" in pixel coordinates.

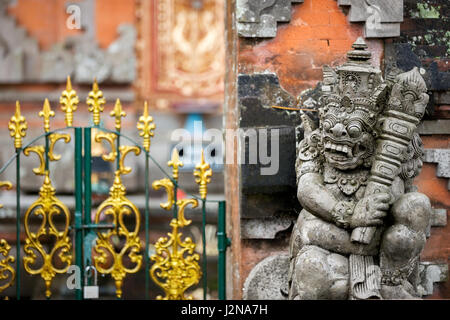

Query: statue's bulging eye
[{"left": 348, "top": 123, "right": 362, "bottom": 138}]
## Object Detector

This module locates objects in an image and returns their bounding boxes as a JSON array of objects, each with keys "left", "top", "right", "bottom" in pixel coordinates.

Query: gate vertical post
[
  {"left": 144, "top": 151, "right": 150, "bottom": 300},
  {"left": 15, "top": 149, "right": 21, "bottom": 300},
  {"left": 217, "top": 201, "right": 229, "bottom": 300},
  {"left": 202, "top": 199, "right": 207, "bottom": 300},
  {"left": 83, "top": 128, "right": 92, "bottom": 227},
  {"left": 74, "top": 128, "right": 83, "bottom": 300}
]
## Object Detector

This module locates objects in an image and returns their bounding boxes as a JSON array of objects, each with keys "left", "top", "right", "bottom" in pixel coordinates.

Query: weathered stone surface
[
  {"left": 242, "top": 253, "right": 289, "bottom": 300},
  {"left": 288, "top": 39, "right": 432, "bottom": 300},
  {"left": 240, "top": 126, "right": 297, "bottom": 193},
  {"left": 431, "top": 208, "right": 447, "bottom": 227},
  {"left": 238, "top": 73, "right": 299, "bottom": 128},
  {"left": 241, "top": 216, "right": 293, "bottom": 239},
  {"left": 237, "top": 0, "right": 403, "bottom": 38},
  {"left": 426, "top": 208, "right": 447, "bottom": 238},
  {"left": 418, "top": 262, "right": 449, "bottom": 296},
  {"left": 346, "top": 0, "right": 403, "bottom": 23},
  {"left": 236, "top": 0, "right": 304, "bottom": 38},
  {"left": 238, "top": 73, "right": 307, "bottom": 220},
  {"left": 418, "top": 120, "right": 450, "bottom": 135},
  {"left": 423, "top": 149, "right": 450, "bottom": 190},
  {"left": 0, "top": 0, "right": 40, "bottom": 83},
  {"left": 0, "top": 1, "right": 136, "bottom": 84},
  {"left": 340, "top": 0, "right": 403, "bottom": 38},
  {"left": 365, "top": 22, "right": 400, "bottom": 38}
]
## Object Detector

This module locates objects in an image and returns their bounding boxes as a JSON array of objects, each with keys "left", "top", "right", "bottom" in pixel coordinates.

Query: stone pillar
[{"left": 225, "top": 0, "right": 385, "bottom": 299}]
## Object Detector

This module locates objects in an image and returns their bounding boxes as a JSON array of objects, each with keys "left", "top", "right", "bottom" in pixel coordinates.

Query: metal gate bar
[
  {"left": 74, "top": 127, "right": 83, "bottom": 300},
  {"left": 0, "top": 80, "right": 231, "bottom": 300}
]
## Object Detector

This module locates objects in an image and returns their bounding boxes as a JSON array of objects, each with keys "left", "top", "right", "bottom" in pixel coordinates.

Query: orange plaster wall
[
  {"left": 7, "top": 0, "right": 136, "bottom": 51},
  {"left": 418, "top": 136, "right": 450, "bottom": 282},
  {"left": 7, "top": 0, "right": 82, "bottom": 50},
  {"left": 235, "top": 0, "right": 450, "bottom": 299},
  {"left": 234, "top": 0, "right": 384, "bottom": 296},
  {"left": 96, "top": 0, "right": 136, "bottom": 49},
  {"left": 238, "top": 0, "right": 383, "bottom": 96}
]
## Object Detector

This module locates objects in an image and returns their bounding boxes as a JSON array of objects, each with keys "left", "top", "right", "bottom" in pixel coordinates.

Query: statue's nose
[{"left": 330, "top": 123, "right": 347, "bottom": 138}]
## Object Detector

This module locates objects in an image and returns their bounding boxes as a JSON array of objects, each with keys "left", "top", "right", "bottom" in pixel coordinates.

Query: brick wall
[{"left": 226, "top": 0, "right": 450, "bottom": 299}]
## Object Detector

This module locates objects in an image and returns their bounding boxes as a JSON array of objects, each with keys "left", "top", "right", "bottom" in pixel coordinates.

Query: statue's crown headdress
[{"left": 321, "top": 37, "right": 388, "bottom": 117}]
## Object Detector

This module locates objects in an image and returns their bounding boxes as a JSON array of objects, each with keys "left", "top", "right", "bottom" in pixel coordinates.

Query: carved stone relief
[
  {"left": 155, "top": 0, "right": 225, "bottom": 97},
  {"left": 244, "top": 38, "right": 447, "bottom": 300},
  {"left": 237, "top": 0, "right": 404, "bottom": 38},
  {"left": 236, "top": 0, "right": 304, "bottom": 37},
  {"left": 0, "top": 0, "right": 136, "bottom": 84},
  {"left": 423, "top": 149, "right": 450, "bottom": 190}
]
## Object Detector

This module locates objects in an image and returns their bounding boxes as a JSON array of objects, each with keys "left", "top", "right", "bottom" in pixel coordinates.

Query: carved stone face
[{"left": 320, "top": 96, "right": 376, "bottom": 170}]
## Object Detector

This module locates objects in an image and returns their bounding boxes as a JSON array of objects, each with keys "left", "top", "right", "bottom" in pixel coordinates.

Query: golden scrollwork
[
  {"left": 150, "top": 197, "right": 200, "bottom": 300},
  {"left": 48, "top": 133, "right": 71, "bottom": 162},
  {"left": 150, "top": 151, "right": 203, "bottom": 300},
  {"left": 93, "top": 146, "right": 142, "bottom": 299},
  {"left": 95, "top": 132, "right": 118, "bottom": 162},
  {"left": 118, "top": 145, "right": 141, "bottom": 174},
  {"left": 8, "top": 101, "right": 27, "bottom": 149},
  {"left": 152, "top": 179, "right": 174, "bottom": 211},
  {"left": 59, "top": 76, "right": 79, "bottom": 127},
  {"left": 39, "top": 99, "right": 55, "bottom": 133},
  {"left": 168, "top": 148, "right": 183, "bottom": 182},
  {"left": 23, "top": 171, "right": 72, "bottom": 298},
  {"left": 193, "top": 150, "right": 212, "bottom": 199},
  {"left": 137, "top": 102, "right": 155, "bottom": 152},
  {"left": 110, "top": 99, "right": 126, "bottom": 131},
  {"left": 23, "top": 146, "right": 46, "bottom": 175},
  {"left": 0, "top": 182, "right": 12, "bottom": 210},
  {"left": 87, "top": 79, "right": 106, "bottom": 126},
  {"left": 0, "top": 239, "right": 15, "bottom": 293},
  {"left": 0, "top": 184, "right": 15, "bottom": 293}
]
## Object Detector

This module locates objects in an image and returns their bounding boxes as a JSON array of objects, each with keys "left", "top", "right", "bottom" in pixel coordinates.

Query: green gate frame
[{"left": 0, "top": 85, "right": 230, "bottom": 300}]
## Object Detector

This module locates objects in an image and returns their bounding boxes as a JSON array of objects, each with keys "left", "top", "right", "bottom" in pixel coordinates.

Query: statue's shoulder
[{"left": 296, "top": 129, "right": 323, "bottom": 183}]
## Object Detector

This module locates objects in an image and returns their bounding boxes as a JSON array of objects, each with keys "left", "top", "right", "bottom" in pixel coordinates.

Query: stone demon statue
[{"left": 289, "top": 38, "right": 432, "bottom": 300}]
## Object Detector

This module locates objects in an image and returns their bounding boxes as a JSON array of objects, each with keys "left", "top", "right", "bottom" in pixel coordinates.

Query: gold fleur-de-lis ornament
[
  {"left": 87, "top": 79, "right": 106, "bottom": 126},
  {"left": 194, "top": 150, "right": 212, "bottom": 199},
  {"left": 110, "top": 98, "right": 126, "bottom": 131},
  {"left": 59, "top": 76, "right": 79, "bottom": 127},
  {"left": 137, "top": 101, "right": 155, "bottom": 152},
  {"left": 39, "top": 99, "right": 55, "bottom": 133},
  {"left": 168, "top": 148, "right": 183, "bottom": 181},
  {"left": 8, "top": 101, "right": 27, "bottom": 149}
]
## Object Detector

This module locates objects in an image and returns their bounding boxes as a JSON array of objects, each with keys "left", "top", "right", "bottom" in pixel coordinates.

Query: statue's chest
[{"left": 323, "top": 165, "right": 370, "bottom": 201}]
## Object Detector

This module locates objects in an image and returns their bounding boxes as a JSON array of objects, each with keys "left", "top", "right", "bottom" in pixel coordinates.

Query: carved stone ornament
[
  {"left": 237, "top": 0, "right": 404, "bottom": 38},
  {"left": 0, "top": 0, "right": 136, "bottom": 84},
  {"left": 288, "top": 37, "right": 434, "bottom": 300}
]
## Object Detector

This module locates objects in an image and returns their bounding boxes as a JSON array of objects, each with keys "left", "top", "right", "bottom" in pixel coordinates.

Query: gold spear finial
[
  {"left": 39, "top": 99, "right": 55, "bottom": 133},
  {"left": 8, "top": 101, "right": 27, "bottom": 149},
  {"left": 60, "top": 76, "right": 79, "bottom": 127},
  {"left": 110, "top": 98, "right": 126, "bottom": 131},
  {"left": 87, "top": 78, "right": 106, "bottom": 126},
  {"left": 168, "top": 148, "right": 183, "bottom": 181},
  {"left": 193, "top": 149, "right": 212, "bottom": 200},
  {"left": 137, "top": 101, "right": 155, "bottom": 152}
]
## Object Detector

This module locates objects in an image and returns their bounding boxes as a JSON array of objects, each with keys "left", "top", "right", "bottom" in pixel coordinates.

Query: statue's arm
[
  {"left": 298, "top": 171, "right": 389, "bottom": 229},
  {"left": 297, "top": 172, "right": 339, "bottom": 223}
]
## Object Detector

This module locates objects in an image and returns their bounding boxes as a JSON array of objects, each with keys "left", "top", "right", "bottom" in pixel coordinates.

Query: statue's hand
[{"left": 350, "top": 193, "right": 390, "bottom": 228}]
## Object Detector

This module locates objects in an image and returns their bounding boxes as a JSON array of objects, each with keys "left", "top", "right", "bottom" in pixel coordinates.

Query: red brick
[
  {"left": 310, "top": 0, "right": 339, "bottom": 12},
  {"left": 328, "top": 9, "right": 349, "bottom": 26}
]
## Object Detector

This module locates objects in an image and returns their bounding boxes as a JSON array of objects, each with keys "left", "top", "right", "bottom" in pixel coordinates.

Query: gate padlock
[{"left": 84, "top": 266, "right": 99, "bottom": 299}]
